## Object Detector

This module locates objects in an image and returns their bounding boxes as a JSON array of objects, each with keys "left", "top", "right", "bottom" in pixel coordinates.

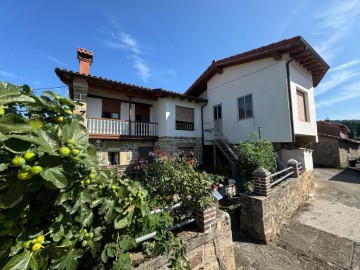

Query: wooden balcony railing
[{"left": 87, "top": 118, "right": 158, "bottom": 137}]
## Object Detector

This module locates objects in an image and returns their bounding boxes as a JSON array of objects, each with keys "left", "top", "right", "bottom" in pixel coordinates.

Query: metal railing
[
  {"left": 87, "top": 118, "right": 158, "bottom": 137},
  {"left": 135, "top": 202, "right": 194, "bottom": 244},
  {"left": 269, "top": 162, "right": 303, "bottom": 188},
  {"left": 269, "top": 167, "right": 294, "bottom": 188}
]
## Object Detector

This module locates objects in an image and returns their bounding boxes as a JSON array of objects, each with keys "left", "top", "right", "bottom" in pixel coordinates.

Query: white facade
[
  {"left": 201, "top": 56, "right": 318, "bottom": 145},
  {"left": 289, "top": 61, "right": 318, "bottom": 140},
  {"left": 85, "top": 88, "right": 203, "bottom": 139}
]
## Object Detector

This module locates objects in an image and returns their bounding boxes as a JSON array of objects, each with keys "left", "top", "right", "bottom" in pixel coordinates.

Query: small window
[
  {"left": 176, "top": 106, "right": 194, "bottom": 131},
  {"left": 238, "top": 94, "right": 253, "bottom": 120},
  {"left": 102, "top": 100, "right": 120, "bottom": 119},
  {"left": 297, "top": 90, "right": 308, "bottom": 122},
  {"left": 177, "top": 147, "right": 194, "bottom": 158},
  {"left": 108, "top": 152, "right": 119, "bottom": 165},
  {"left": 214, "top": 104, "right": 222, "bottom": 120}
]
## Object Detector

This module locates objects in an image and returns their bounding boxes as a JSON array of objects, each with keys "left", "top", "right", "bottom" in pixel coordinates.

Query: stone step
[{"left": 274, "top": 221, "right": 359, "bottom": 270}]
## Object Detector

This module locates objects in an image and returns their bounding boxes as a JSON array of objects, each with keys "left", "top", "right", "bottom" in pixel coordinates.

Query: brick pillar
[
  {"left": 196, "top": 204, "right": 217, "bottom": 233},
  {"left": 252, "top": 167, "right": 271, "bottom": 196},
  {"left": 287, "top": 159, "right": 300, "bottom": 178}
]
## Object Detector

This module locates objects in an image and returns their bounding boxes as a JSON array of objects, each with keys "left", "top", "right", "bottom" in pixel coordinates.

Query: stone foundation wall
[
  {"left": 311, "top": 136, "right": 340, "bottom": 167},
  {"left": 155, "top": 136, "right": 203, "bottom": 164},
  {"left": 133, "top": 211, "right": 236, "bottom": 270},
  {"left": 240, "top": 170, "right": 315, "bottom": 243}
]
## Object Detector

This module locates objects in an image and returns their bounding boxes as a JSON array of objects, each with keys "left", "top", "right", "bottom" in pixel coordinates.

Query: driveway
[
  {"left": 235, "top": 168, "right": 360, "bottom": 269},
  {"left": 293, "top": 168, "right": 360, "bottom": 243}
]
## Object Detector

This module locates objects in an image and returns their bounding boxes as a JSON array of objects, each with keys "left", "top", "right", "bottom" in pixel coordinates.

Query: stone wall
[
  {"left": 311, "top": 136, "right": 340, "bottom": 167},
  {"left": 156, "top": 136, "right": 203, "bottom": 164},
  {"left": 339, "top": 140, "right": 360, "bottom": 167},
  {"left": 240, "top": 170, "right": 314, "bottom": 243},
  {"left": 133, "top": 211, "right": 236, "bottom": 270}
]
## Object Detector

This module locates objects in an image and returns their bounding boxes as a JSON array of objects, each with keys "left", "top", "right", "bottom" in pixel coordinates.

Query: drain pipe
[
  {"left": 200, "top": 100, "right": 208, "bottom": 165},
  {"left": 286, "top": 47, "right": 308, "bottom": 143}
]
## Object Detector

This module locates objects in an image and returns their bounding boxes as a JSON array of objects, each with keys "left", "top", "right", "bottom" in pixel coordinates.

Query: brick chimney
[{"left": 77, "top": 48, "right": 93, "bottom": 75}]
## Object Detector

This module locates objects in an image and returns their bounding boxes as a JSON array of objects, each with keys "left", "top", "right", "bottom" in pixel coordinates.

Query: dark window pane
[
  {"left": 214, "top": 106, "right": 217, "bottom": 119},
  {"left": 218, "top": 105, "right": 222, "bottom": 119},
  {"left": 245, "top": 95, "right": 253, "bottom": 118},
  {"left": 238, "top": 97, "right": 245, "bottom": 119}
]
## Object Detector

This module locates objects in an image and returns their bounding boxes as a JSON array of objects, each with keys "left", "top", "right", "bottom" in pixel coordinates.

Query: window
[
  {"left": 297, "top": 90, "right": 308, "bottom": 122},
  {"left": 176, "top": 106, "right": 194, "bottom": 130},
  {"left": 108, "top": 152, "right": 119, "bottom": 165},
  {"left": 177, "top": 147, "right": 194, "bottom": 158},
  {"left": 102, "top": 100, "right": 120, "bottom": 119},
  {"left": 238, "top": 94, "right": 253, "bottom": 120},
  {"left": 214, "top": 104, "right": 222, "bottom": 119}
]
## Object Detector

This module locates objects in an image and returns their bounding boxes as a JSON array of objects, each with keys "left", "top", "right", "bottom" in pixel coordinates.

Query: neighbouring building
[
  {"left": 55, "top": 36, "right": 329, "bottom": 176},
  {"left": 311, "top": 120, "right": 360, "bottom": 168}
]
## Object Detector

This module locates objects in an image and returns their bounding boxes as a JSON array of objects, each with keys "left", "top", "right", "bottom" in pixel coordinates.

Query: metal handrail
[
  {"left": 268, "top": 166, "right": 292, "bottom": 179},
  {"left": 270, "top": 172, "right": 294, "bottom": 187}
]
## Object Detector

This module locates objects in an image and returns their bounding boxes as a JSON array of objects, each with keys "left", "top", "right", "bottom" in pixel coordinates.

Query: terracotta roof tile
[
  {"left": 55, "top": 68, "right": 206, "bottom": 103},
  {"left": 185, "top": 36, "right": 329, "bottom": 96}
]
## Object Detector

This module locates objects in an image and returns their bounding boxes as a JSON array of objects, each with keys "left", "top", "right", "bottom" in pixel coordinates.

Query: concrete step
[{"left": 275, "top": 221, "right": 359, "bottom": 270}]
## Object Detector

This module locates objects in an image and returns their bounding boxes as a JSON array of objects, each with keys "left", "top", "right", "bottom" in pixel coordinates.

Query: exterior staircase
[{"left": 211, "top": 123, "right": 239, "bottom": 179}]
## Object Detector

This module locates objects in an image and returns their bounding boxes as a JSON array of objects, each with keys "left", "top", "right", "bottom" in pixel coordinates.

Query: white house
[
  {"left": 56, "top": 36, "right": 329, "bottom": 175},
  {"left": 185, "top": 36, "right": 329, "bottom": 172}
]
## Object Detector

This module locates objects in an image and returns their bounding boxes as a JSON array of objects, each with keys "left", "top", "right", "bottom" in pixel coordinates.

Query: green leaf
[
  {"left": 3, "top": 250, "right": 32, "bottom": 270},
  {"left": 2, "top": 137, "right": 31, "bottom": 153},
  {"left": 35, "top": 129, "right": 59, "bottom": 154},
  {"left": 50, "top": 248, "right": 83, "bottom": 270},
  {"left": 99, "top": 199, "right": 115, "bottom": 224},
  {"left": 0, "top": 82, "right": 35, "bottom": 105},
  {"left": 0, "top": 114, "right": 33, "bottom": 134},
  {"left": 112, "top": 253, "right": 131, "bottom": 270},
  {"left": 62, "top": 122, "right": 88, "bottom": 145},
  {"left": 41, "top": 167, "right": 67, "bottom": 189},
  {"left": 74, "top": 204, "right": 93, "bottom": 227},
  {"left": 119, "top": 235, "right": 136, "bottom": 252},
  {"left": 114, "top": 210, "right": 134, "bottom": 229},
  {"left": 0, "top": 163, "right": 9, "bottom": 172}
]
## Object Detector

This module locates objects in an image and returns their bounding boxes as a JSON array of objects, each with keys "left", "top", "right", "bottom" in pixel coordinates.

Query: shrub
[
  {"left": 143, "top": 150, "right": 215, "bottom": 217},
  {"left": 237, "top": 134, "right": 277, "bottom": 192}
]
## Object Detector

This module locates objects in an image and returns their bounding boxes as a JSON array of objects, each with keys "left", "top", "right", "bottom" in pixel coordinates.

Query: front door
[{"left": 213, "top": 104, "right": 222, "bottom": 138}]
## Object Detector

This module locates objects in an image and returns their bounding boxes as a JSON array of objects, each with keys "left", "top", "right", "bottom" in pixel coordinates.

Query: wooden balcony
[{"left": 87, "top": 118, "right": 158, "bottom": 139}]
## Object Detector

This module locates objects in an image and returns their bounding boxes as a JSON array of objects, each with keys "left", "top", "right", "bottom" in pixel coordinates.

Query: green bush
[
  {"left": 143, "top": 151, "right": 214, "bottom": 216},
  {"left": 237, "top": 134, "right": 277, "bottom": 192}
]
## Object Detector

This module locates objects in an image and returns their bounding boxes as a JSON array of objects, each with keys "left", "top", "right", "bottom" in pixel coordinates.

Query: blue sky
[{"left": 1, "top": 0, "right": 360, "bottom": 120}]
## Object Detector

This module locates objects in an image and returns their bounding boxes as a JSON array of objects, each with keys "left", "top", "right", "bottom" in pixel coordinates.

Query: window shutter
[
  {"left": 297, "top": 90, "right": 307, "bottom": 121},
  {"left": 176, "top": 106, "right": 194, "bottom": 122},
  {"left": 102, "top": 100, "right": 120, "bottom": 113}
]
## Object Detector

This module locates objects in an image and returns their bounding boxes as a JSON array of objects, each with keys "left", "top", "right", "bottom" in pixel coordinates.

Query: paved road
[
  {"left": 235, "top": 168, "right": 360, "bottom": 270},
  {"left": 294, "top": 168, "right": 360, "bottom": 243}
]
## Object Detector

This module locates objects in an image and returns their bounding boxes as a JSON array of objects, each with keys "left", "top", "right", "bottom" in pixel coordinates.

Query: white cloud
[
  {"left": 330, "top": 59, "right": 360, "bottom": 73},
  {"left": 276, "top": 1, "right": 307, "bottom": 39},
  {"left": 315, "top": 69, "right": 360, "bottom": 96},
  {"left": 101, "top": 17, "right": 152, "bottom": 83},
  {"left": 316, "top": 80, "right": 360, "bottom": 108},
  {"left": 42, "top": 54, "right": 67, "bottom": 67},
  {"left": 314, "top": 0, "right": 360, "bottom": 60},
  {"left": 131, "top": 55, "right": 151, "bottom": 83},
  {"left": 0, "top": 70, "right": 18, "bottom": 78}
]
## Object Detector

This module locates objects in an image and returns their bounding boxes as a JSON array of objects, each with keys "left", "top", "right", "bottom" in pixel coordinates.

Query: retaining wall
[{"left": 240, "top": 170, "right": 314, "bottom": 243}]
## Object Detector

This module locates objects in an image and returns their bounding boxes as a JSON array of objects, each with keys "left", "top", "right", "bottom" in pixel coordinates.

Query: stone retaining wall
[
  {"left": 240, "top": 170, "right": 314, "bottom": 243},
  {"left": 133, "top": 211, "right": 236, "bottom": 270}
]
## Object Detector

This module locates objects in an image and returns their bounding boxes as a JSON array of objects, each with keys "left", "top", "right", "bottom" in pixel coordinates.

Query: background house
[
  {"left": 312, "top": 120, "right": 360, "bottom": 168},
  {"left": 56, "top": 49, "right": 205, "bottom": 171},
  {"left": 185, "top": 36, "right": 329, "bottom": 173}
]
